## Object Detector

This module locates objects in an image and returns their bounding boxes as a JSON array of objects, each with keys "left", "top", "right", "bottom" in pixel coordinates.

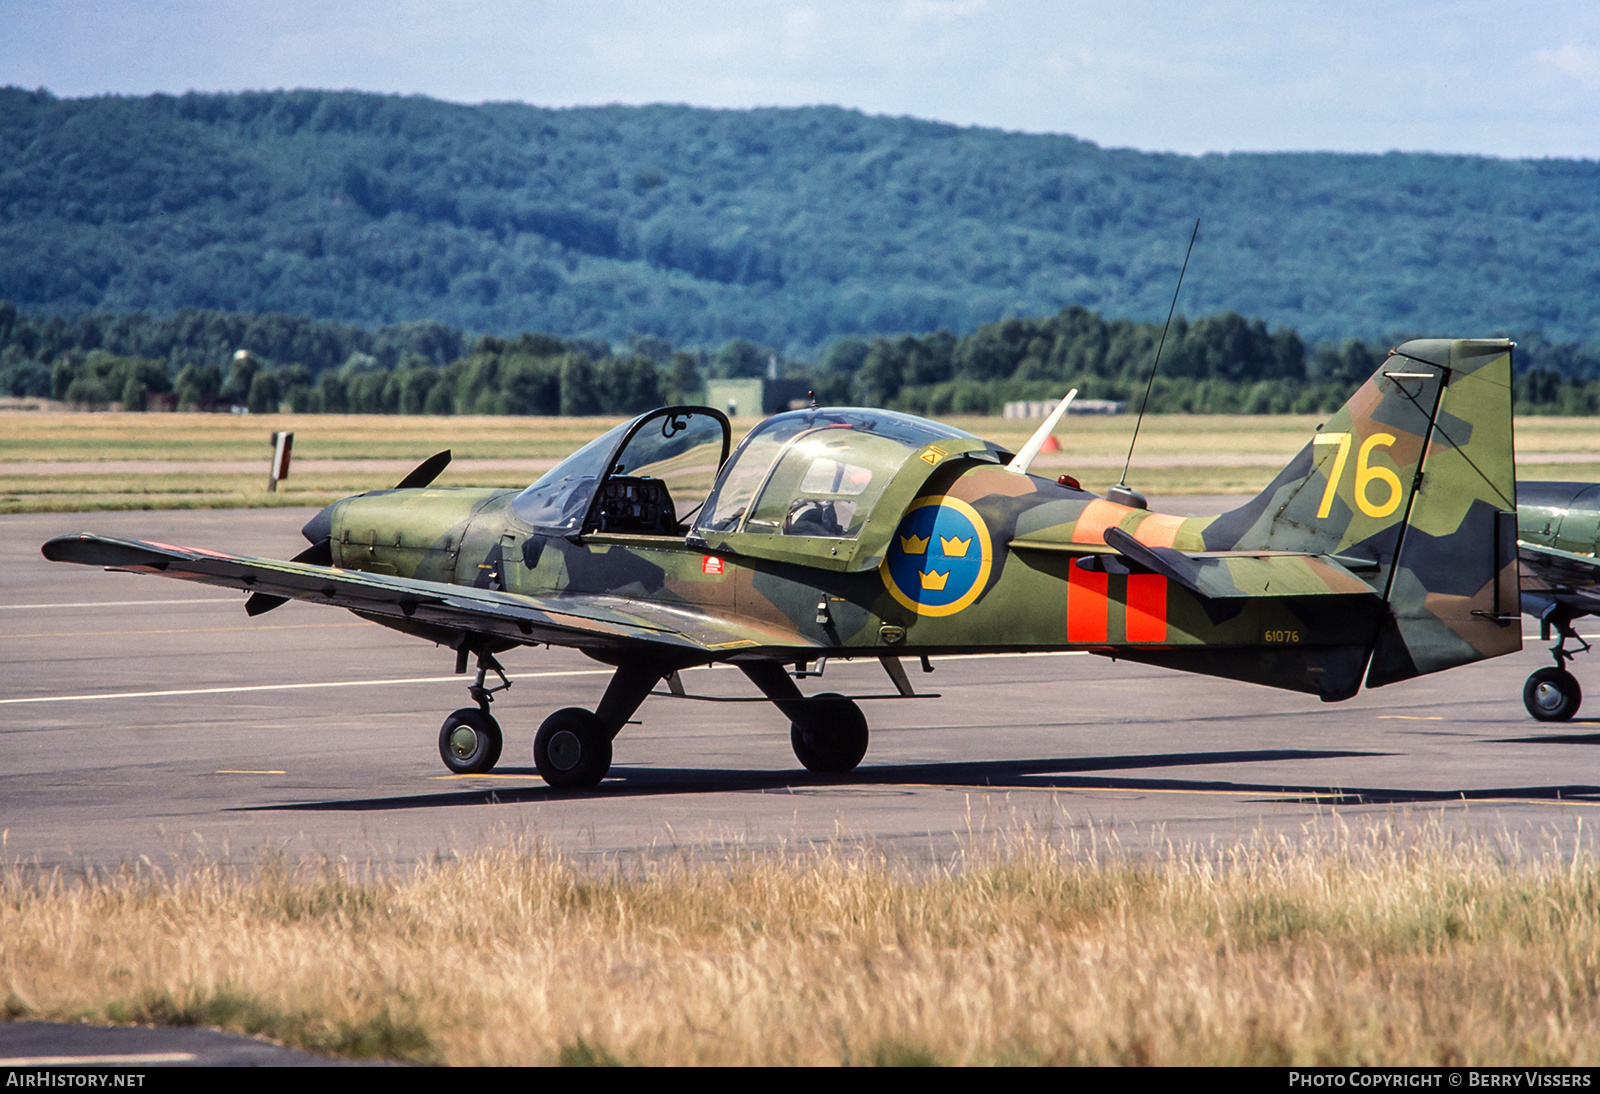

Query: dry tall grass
[{"left": 3, "top": 816, "right": 1598, "bottom": 1066}]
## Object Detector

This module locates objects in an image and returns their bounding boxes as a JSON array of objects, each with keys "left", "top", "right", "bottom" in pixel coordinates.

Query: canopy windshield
[
  {"left": 512, "top": 407, "right": 730, "bottom": 535},
  {"left": 511, "top": 419, "right": 631, "bottom": 533},
  {"left": 696, "top": 408, "right": 984, "bottom": 540}
]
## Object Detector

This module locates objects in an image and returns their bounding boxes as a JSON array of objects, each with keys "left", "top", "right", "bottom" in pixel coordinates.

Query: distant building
[
  {"left": 704, "top": 378, "right": 814, "bottom": 417},
  {"left": 1003, "top": 398, "right": 1126, "bottom": 419}
]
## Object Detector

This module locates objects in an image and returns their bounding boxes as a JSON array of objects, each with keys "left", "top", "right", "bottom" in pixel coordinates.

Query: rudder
[{"left": 1363, "top": 339, "right": 1520, "bottom": 685}]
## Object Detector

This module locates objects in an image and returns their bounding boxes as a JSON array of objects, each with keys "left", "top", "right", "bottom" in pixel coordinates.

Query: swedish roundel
[{"left": 880, "top": 496, "right": 993, "bottom": 617}]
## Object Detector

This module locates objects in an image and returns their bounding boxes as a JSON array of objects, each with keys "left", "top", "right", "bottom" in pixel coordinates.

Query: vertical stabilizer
[{"left": 1199, "top": 338, "right": 1519, "bottom": 689}]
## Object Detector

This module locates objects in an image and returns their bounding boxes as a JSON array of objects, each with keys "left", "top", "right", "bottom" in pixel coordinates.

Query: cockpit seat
[
  {"left": 594, "top": 476, "right": 678, "bottom": 535},
  {"left": 783, "top": 498, "right": 850, "bottom": 538}
]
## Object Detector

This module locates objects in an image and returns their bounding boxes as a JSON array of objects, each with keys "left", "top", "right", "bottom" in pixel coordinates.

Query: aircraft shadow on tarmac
[
  {"left": 1490, "top": 729, "right": 1600, "bottom": 745},
  {"left": 237, "top": 747, "right": 1600, "bottom": 813}
]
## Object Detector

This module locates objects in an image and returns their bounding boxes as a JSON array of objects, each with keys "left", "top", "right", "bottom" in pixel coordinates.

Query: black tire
[
  {"left": 438, "top": 706, "right": 503, "bottom": 774},
  {"left": 789, "top": 692, "right": 869, "bottom": 774},
  {"left": 1525, "top": 667, "right": 1582, "bottom": 722},
  {"left": 534, "top": 707, "right": 612, "bottom": 788}
]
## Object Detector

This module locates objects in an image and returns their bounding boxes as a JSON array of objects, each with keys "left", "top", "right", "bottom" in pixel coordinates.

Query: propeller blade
[
  {"left": 394, "top": 450, "right": 451, "bottom": 490},
  {"left": 243, "top": 540, "right": 334, "bottom": 616},
  {"left": 244, "top": 591, "right": 287, "bottom": 617},
  {"left": 293, "top": 538, "right": 333, "bottom": 567},
  {"left": 1005, "top": 390, "right": 1077, "bottom": 477}
]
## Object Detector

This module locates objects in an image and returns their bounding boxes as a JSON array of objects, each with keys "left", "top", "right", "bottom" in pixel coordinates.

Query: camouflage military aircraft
[
  {"left": 43, "top": 338, "right": 1521, "bottom": 789},
  {"left": 1515, "top": 482, "right": 1600, "bottom": 720}
]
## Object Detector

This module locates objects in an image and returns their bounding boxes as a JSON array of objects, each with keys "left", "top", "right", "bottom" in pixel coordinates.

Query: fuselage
[
  {"left": 1520, "top": 481, "right": 1600, "bottom": 559},
  {"left": 323, "top": 459, "right": 1382, "bottom": 699}
]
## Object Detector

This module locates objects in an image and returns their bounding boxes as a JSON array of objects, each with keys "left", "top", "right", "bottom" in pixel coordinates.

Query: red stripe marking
[
  {"left": 1126, "top": 573, "right": 1168, "bottom": 642},
  {"left": 1067, "top": 563, "right": 1108, "bottom": 643}
]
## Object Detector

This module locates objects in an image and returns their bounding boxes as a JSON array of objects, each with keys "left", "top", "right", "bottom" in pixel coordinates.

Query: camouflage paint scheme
[
  {"left": 1519, "top": 483, "right": 1600, "bottom": 614},
  {"left": 1509, "top": 481, "right": 1600, "bottom": 718},
  {"left": 43, "top": 338, "right": 1520, "bottom": 780}
]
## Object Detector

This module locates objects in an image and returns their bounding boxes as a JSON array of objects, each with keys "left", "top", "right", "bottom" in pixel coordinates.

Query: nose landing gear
[
  {"left": 439, "top": 706, "right": 503, "bottom": 773},
  {"left": 436, "top": 647, "right": 512, "bottom": 773}
]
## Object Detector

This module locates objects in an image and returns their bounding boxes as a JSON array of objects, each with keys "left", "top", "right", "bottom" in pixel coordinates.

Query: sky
[{"left": 4, "top": 0, "right": 1600, "bottom": 159}]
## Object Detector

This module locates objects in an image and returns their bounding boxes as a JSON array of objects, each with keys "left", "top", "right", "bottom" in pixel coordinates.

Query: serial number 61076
[{"left": 1264, "top": 630, "right": 1301, "bottom": 643}]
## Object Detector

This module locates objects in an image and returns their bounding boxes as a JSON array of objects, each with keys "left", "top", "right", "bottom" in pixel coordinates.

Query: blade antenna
[{"left": 1111, "top": 218, "right": 1199, "bottom": 510}]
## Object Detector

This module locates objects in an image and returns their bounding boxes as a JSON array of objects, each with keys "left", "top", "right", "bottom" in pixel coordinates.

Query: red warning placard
[{"left": 702, "top": 555, "right": 724, "bottom": 575}]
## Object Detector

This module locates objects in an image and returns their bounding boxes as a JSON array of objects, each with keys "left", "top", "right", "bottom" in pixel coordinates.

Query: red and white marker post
[{"left": 267, "top": 431, "right": 294, "bottom": 492}]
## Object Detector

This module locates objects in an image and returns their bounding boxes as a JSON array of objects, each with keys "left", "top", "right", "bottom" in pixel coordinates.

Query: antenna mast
[{"left": 1109, "top": 218, "right": 1200, "bottom": 510}]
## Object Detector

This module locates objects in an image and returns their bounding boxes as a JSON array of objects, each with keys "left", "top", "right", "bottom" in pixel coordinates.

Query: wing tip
[{"left": 41, "top": 533, "right": 96, "bottom": 563}]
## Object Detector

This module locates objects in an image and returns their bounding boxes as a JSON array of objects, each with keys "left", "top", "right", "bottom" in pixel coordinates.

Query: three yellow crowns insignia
[
  {"left": 902, "top": 529, "right": 969, "bottom": 591},
  {"left": 881, "top": 495, "right": 993, "bottom": 618},
  {"left": 898, "top": 533, "right": 970, "bottom": 557}
]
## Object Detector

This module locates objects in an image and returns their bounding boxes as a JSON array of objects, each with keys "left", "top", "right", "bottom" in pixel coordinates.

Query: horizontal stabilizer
[
  {"left": 1101, "top": 526, "right": 1208, "bottom": 596},
  {"left": 1101, "top": 525, "right": 1379, "bottom": 601}
]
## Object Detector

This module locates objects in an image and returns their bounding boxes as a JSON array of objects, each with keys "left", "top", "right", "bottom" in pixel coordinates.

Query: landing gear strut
[
  {"left": 533, "top": 659, "right": 665, "bottom": 789},
  {"left": 437, "top": 647, "right": 511, "bottom": 773},
  {"left": 1524, "top": 605, "right": 1588, "bottom": 722},
  {"left": 740, "top": 663, "right": 870, "bottom": 774}
]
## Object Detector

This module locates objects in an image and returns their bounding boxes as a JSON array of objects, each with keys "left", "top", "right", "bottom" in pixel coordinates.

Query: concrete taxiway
[{"left": 3, "top": 506, "right": 1598, "bottom": 871}]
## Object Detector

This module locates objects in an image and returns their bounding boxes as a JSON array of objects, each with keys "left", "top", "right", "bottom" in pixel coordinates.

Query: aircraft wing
[
  {"left": 41, "top": 533, "right": 814, "bottom": 655},
  {"left": 1519, "top": 541, "right": 1600, "bottom": 610}
]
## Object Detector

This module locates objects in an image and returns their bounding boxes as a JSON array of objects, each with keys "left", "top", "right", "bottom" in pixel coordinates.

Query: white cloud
[
  {"left": 7, "top": 0, "right": 1600, "bottom": 156},
  {"left": 899, "top": 0, "right": 988, "bottom": 22},
  {"left": 1536, "top": 41, "right": 1600, "bottom": 88},
  {"left": 782, "top": 7, "right": 820, "bottom": 59}
]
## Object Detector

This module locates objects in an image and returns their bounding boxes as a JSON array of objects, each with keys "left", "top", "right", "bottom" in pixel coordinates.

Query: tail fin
[{"left": 1200, "top": 338, "right": 1520, "bottom": 687}]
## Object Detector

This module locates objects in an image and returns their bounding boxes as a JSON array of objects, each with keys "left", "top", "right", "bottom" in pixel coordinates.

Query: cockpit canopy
[
  {"left": 511, "top": 405, "right": 1004, "bottom": 551},
  {"left": 693, "top": 408, "right": 997, "bottom": 541}
]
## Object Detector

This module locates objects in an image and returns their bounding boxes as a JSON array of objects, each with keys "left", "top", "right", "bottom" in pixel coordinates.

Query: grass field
[
  {"left": 3, "top": 411, "right": 1599, "bottom": 513},
  {"left": 2, "top": 817, "right": 1596, "bottom": 1066}
]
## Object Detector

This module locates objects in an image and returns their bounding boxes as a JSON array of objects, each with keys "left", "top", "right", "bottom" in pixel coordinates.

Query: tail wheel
[
  {"left": 1525, "top": 667, "right": 1582, "bottom": 722},
  {"left": 438, "top": 707, "right": 503, "bottom": 774},
  {"left": 534, "top": 707, "right": 612, "bottom": 788},
  {"left": 789, "top": 692, "right": 869, "bottom": 774}
]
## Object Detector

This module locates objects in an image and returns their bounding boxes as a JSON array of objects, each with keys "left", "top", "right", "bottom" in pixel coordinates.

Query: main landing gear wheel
[
  {"left": 790, "top": 693, "right": 869, "bottom": 774},
  {"left": 534, "top": 707, "right": 612, "bottom": 789},
  {"left": 438, "top": 707, "right": 503, "bottom": 773},
  {"left": 1525, "top": 667, "right": 1582, "bottom": 722}
]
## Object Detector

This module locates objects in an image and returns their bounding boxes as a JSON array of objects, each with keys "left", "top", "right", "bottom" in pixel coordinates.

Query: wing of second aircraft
[{"left": 1520, "top": 541, "right": 1600, "bottom": 614}]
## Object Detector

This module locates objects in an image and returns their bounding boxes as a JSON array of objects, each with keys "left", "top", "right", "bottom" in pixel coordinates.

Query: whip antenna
[{"left": 1109, "top": 217, "right": 1199, "bottom": 510}]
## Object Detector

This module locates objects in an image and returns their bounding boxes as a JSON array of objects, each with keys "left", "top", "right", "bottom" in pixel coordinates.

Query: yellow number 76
[{"left": 1313, "top": 432, "right": 1403, "bottom": 519}]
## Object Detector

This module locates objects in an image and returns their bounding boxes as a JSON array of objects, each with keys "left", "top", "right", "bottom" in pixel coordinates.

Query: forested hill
[{"left": 3, "top": 87, "right": 1598, "bottom": 349}]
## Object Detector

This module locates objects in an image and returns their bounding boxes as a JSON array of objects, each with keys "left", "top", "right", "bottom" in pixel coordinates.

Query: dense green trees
[
  {"left": 8, "top": 300, "right": 1600, "bottom": 416},
  {"left": 7, "top": 89, "right": 1600, "bottom": 350}
]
